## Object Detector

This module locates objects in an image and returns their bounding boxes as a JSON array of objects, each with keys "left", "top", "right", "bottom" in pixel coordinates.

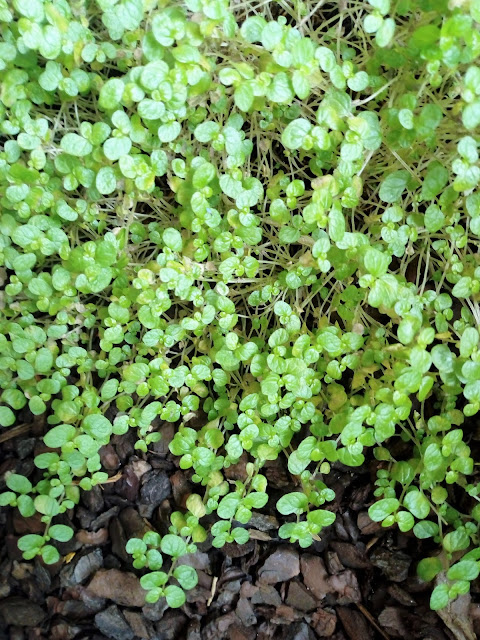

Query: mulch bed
[{"left": 1, "top": 418, "right": 479, "bottom": 640}]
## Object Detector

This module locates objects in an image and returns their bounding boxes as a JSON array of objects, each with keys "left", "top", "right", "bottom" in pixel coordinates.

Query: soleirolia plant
[{"left": 1, "top": 0, "right": 480, "bottom": 611}]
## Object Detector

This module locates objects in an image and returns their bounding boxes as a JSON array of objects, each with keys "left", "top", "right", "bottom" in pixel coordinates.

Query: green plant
[{"left": 1, "top": 0, "right": 480, "bottom": 611}]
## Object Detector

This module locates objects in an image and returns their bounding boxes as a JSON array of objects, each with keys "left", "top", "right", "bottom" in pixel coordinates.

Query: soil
[{"left": 1, "top": 419, "right": 479, "bottom": 640}]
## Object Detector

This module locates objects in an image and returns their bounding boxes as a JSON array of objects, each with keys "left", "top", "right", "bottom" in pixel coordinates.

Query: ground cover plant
[{"left": 1, "top": 0, "right": 480, "bottom": 621}]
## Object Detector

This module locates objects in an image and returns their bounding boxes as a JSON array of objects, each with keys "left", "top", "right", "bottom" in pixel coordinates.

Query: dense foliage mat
[{"left": 1, "top": 0, "right": 480, "bottom": 614}]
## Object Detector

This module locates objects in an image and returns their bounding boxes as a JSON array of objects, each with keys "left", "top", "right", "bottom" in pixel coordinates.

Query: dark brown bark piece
[
  {"left": 0, "top": 597, "right": 46, "bottom": 627},
  {"left": 286, "top": 581, "right": 317, "bottom": 612},
  {"left": 330, "top": 542, "right": 371, "bottom": 569},
  {"left": 258, "top": 548, "right": 300, "bottom": 584},
  {"left": 337, "top": 606, "right": 373, "bottom": 640},
  {"left": 311, "top": 608, "right": 337, "bottom": 637},
  {"left": 86, "top": 569, "right": 145, "bottom": 607}
]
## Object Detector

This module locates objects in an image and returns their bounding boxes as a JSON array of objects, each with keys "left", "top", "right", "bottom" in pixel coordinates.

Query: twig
[
  {"left": 365, "top": 535, "right": 380, "bottom": 551},
  {"left": 356, "top": 602, "right": 391, "bottom": 640},
  {"left": 388, "top": 147, "right": 421, "bottom": 181},
  {"left": 207, "top": 576, "right": 218, "bottom": 607},
  {"left": 101, "top": 471, "right": 123, "bottom": 484},
  {"left": 72, "top": 471, "right": 123, "bottom": 486},
  {"left": 297, "top": 0, "right": 327, "bottom": 28},
  {"left": 353, "top": 78, "right": 396, "bottom": 107},
  {"left": 357, "top": 150, "right": 374, "bottom": 177},
  {"left": 0, "top": 423, "right": 31, "bottom": 444}
]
